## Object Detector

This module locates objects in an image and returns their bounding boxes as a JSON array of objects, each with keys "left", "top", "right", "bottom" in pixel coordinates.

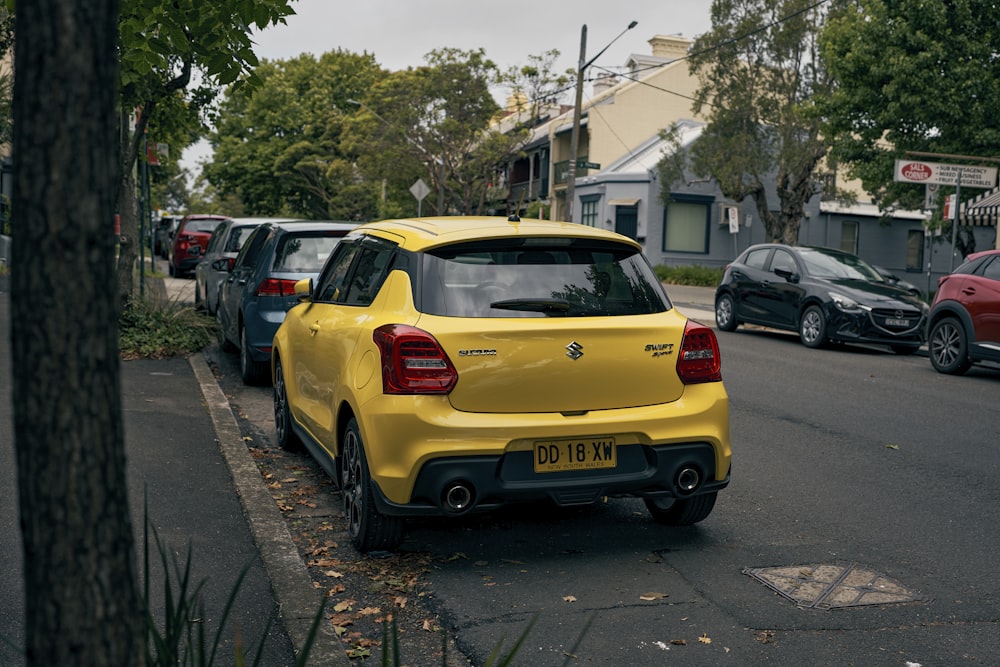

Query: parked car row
[
  {"left": 714, "top": 242, "right": 1000, "bottom": 375},
  {"left": 215, "top": 220, "right": 358, "bottom": 385}
]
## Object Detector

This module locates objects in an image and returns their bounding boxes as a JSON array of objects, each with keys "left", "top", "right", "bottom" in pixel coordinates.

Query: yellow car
[{"left": 271, "top": 216, "right": 730, "bottom": 552}]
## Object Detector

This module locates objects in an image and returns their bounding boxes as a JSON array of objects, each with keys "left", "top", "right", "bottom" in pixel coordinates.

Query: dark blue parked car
[{"left": 217, "top": 220, "right": 358, "bottom": 384}]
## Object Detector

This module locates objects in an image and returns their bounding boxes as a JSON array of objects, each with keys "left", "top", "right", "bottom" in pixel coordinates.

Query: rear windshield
[
  {"left": 184, "top": 218, "right": 223, "bottom": 233},
  {"left": 419, "top": 238, "right": 670, "bottom": 317},
  {"left": 274, "top": 233, "right": 344, "bottom": 272}
]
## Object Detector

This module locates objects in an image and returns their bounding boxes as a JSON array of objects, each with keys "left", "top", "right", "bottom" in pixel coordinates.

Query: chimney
[
  {"left": 648, "top": 34, "right": 694, "bottom": 61},
  {"left": 592, "top": 72, "right": 619, "bottom": 96}
]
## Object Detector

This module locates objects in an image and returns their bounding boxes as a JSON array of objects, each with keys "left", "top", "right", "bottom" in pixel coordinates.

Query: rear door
[{"left": 967, "top": 254, "right": 1000, "bottom": 345}]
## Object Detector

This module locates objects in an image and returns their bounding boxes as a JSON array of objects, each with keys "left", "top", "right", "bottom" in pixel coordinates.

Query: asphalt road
[{"left": 201, "top": 270, "right": 1000, "bottom": 666}]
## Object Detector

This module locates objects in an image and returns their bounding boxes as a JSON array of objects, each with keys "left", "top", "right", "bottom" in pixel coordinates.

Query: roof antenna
[{"left": 508, "top": 188, "right": 527, "bottom": 222}]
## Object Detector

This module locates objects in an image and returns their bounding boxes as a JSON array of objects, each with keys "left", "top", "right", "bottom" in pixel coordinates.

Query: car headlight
[{"left": 829, "top": 292, "right": 869, "bottom": 314}]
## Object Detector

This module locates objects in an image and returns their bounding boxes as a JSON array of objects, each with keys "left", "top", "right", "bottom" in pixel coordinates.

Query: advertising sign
[{"left": 894, "top": 160, "right": 997, "bottom": 189}]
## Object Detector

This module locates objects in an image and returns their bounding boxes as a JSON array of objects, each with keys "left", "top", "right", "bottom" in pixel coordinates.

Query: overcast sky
[{"left": 180, "top": 0, "right": 713, "bottom": 172}]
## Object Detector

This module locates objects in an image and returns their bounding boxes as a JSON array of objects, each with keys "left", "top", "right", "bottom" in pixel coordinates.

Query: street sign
[
  {"left": 894, "top": 159, "right": 997, "bottom": 188},
  {"left": 576, "top": 160, "right": 600, "bottom": 170},
  {"left": 409, "top": 178, "right": 430, "bottom": 201}
]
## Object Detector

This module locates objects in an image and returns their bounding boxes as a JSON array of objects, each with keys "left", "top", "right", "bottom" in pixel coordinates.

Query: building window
[
  {"left": 839, "top": 220, "right": 858, "bottom": 254},
  {"left": 906, "top": 229, "right": 924, "bottom": 271},
  {"left": 663, "top": 197, "right": 710, "bottom": 253},
  {"left": 581, "top": 195, "right": 600, "bottom": 228}
]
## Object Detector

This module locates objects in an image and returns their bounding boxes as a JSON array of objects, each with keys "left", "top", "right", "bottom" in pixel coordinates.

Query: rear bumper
[
  {"left": 372, "top": 442, "right": 730, "bottom": 517},
  {"left": 357, "top": 383, "right": 731, "bottom": 513}
]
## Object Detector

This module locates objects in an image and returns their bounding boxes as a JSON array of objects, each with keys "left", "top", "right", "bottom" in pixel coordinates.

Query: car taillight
[
  {"left": 373, "top": 324, "right": 457, "bottom": 394},
  {"left": 256, "top": 278, "right": 298, "bottom": 297},
  {"left": 677, "top": 320, "right": 722, "bottom": 384}
]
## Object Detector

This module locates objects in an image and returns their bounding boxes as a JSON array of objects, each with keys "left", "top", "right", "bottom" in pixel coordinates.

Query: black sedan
[{"left": 714, "top": 244, "right": 928, "bottom": 354}]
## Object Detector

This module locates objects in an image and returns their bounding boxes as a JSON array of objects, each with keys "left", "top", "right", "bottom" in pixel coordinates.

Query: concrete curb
[{"left": 189, "top": 352, "right": 349, "bottom": 666}]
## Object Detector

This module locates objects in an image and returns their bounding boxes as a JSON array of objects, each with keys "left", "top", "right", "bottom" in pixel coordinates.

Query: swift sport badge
[{"left": 645, "top": 343, "right": 675, "bottom": 358}]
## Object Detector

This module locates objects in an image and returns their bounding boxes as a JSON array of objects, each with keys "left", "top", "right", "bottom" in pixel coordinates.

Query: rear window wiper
[{"left": 489, "top": 298, "right": 571, "bottom": 313}]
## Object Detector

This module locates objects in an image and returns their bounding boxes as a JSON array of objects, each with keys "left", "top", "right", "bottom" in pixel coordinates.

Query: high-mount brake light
[
  {"left": 374, "top": 324, "right": 457, "bottom": 394},
  {"left": 677, "top": 320, "right": 722, "bottom": 384}
]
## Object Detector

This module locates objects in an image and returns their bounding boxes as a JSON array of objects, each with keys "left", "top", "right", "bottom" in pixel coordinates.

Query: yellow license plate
[{"left": 533, "top": 437, "right": 617, "bottom": 473}]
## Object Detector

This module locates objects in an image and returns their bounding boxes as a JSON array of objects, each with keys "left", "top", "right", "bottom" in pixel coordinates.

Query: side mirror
[
  {"left": 773, "top": 268, "right": 799, "bottom": 283},
  {"left": 293, "top": 277, "right": 314, "bottom": 302},
  {"left": 211, "top": 258, "right": 231, "bottom": 272}
]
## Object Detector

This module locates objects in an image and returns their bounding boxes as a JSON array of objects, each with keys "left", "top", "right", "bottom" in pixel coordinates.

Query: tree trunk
[{"left": 11, "top": 1, "right": 143, "bottom": 666}]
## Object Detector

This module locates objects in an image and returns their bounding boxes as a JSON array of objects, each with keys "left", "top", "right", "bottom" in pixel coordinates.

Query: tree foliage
[
  {"left": 662, "top": 0, "right": 833, "bottom": 244},
  {"left": 345, "top": 48, "right": 529, "bottom": 217},
  {"left": 115, "top": 0, "right": 295, "bottom": 303},
  {"left": 819, "top": 0, "right": 1000, "bottom": 215},
  {"left": 205, "top": 50, "right": 385, "bottom": 220}
]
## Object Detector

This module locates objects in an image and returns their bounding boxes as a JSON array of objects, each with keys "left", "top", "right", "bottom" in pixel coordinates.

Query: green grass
[{"left": 653, "top": 264, "right": 723, "bottom": 287}]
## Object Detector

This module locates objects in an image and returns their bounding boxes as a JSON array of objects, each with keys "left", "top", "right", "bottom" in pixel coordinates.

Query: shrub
[
  {"left": 119, "top": 298, "right": 216, "bottom": 359},
  {"left": 653, "top": 264, "right": 723, "bottom": 287}
]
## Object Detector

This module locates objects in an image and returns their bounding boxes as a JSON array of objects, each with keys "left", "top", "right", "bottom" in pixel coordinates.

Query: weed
[{"left": 119, "top": 297, "right": 216, "bottom": 359}]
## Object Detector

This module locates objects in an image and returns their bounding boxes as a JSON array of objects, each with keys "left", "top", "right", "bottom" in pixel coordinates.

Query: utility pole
[{"left": 565, "top": 20, "right": 637, "bottom": 223}]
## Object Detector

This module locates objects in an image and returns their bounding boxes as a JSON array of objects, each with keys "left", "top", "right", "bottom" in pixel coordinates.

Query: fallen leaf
[
  {"left": 670, "top": 639, "right": 686, "bottom": 646},
  {"left": 358, "top": 607, "right": 381, "bottom": 616},
  {"left": 332, "top": 625, "right": 348, "bottom": 637},
  {"left": 242, "top": 436, "right": 253, "bottom": 442},
  {"left": 640, "top": 592, "right": 669, "bottom": 601},
  {"left": 698, "top": 634, "right": 712, "bottom": 644},
  {"left": 281, "top": 477, "right": 298, "bottom": 483},
  {"left": 394, "top": 595, "right": 408, "bottom": 608},
  {"left": 422, "top": 619, "right": 437, "bottom": 632},
  {"left": 563, "top": 595, "right": 577, "bottom": 603},
  {"left": 885, "top": 443, "right": 900, "bottom": 450},
  {"left": 446, "top": 552, "right": 467, "bottom": 562},
  {"left": 323, "top": 570, "right": 344, "bottom": 578},
  {"left": 333, "top": 600, "right": 353, "bottom": 613}
]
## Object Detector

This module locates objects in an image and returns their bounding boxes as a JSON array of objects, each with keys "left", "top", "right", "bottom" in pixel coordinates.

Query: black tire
[
  {"left": 240, "top": 326, "right": 270, "bottom": 386},
  {"left": 890, "top": 344, "right": 920, "bottom": 356},
  {"left": 799, "top": 305, "right": 827, "bottom": 348},
  {"left": 645, "top": 492, "right": 717, "bottom": 526},
  {"left": 341, "top": 418, "right": 404, "bottom": 553},
  {"left": 273, "top": 359, "right": 301, "bottom": 451},
  {"left": 929, "top": 317, "right": 971, "bottom": 375},
  {"left": 168, "top": 261, "right": 176, "bottom": 277},
  {"left": 715, "top": 293, "right": 739, "bottom": 332}
]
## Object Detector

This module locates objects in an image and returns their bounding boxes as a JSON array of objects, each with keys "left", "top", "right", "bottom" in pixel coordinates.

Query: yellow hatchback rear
[{"left": 271, "top": 216, "right": 730, "bottom": 552}]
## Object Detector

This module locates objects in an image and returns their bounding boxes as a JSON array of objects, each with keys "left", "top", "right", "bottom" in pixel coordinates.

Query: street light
[
  {"left": 565, "top": 20, "right": 637, "bottom": 222},
  {"left": 345, "top": 99, "right": 445, "bottom": 214}
]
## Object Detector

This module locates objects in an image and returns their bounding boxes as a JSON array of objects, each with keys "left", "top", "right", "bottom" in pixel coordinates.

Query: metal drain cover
[{"left": 743, "top": 562, "right": 928, "bottom": 610}]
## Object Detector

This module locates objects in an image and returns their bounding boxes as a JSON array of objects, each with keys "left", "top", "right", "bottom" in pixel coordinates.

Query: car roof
[
  {"left": 348, "top": 216, "right": 642, "bottom": 252},
  {"left": 965, "top": 249, "right": 1000, "bottom": 262},
  {"left": 266, "top": 220, "right": 359, "bottom": 233},
  {"left": 228, "top": 217, "right": 303, "bottom": 225}
]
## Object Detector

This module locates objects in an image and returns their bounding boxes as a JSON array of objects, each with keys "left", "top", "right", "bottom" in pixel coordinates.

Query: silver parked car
[{"left": 194, "top": 217, "right": 300, "bottom": 315}]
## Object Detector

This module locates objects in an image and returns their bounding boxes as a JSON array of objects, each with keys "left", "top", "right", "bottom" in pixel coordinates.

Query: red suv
[
  {"left": 169, "top": 214, "right": 230, "bottom": 277},
  {"left": 927, "top": 249, "right": 1000, "bottom": 374}
]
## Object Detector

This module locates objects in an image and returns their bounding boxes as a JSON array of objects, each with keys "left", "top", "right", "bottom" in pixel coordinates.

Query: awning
[
  {"left": 608, "top": 198, "right": 639, "bottom": 206},
  {"left": 962, "top": 187, "right": 1000, "bottom": 226}
]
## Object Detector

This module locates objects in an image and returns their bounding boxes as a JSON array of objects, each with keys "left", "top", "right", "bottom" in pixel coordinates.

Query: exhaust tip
[
  {"left": 675, "top": 466, "right": 701, "bottom": 495},
  {"left": 443, "top": 482, "right": 474, "bottom": 513}
]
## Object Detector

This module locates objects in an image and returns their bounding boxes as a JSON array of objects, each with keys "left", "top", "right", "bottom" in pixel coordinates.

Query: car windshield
[
  {"left": 798, "top": 248, "right": 883, "bottom": 281},
  {"left": 274, "top": 233, "right": 344, "bottom": 272},
  {"left": 419, "top": 238, "right": 670, "bottom": 317}
]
